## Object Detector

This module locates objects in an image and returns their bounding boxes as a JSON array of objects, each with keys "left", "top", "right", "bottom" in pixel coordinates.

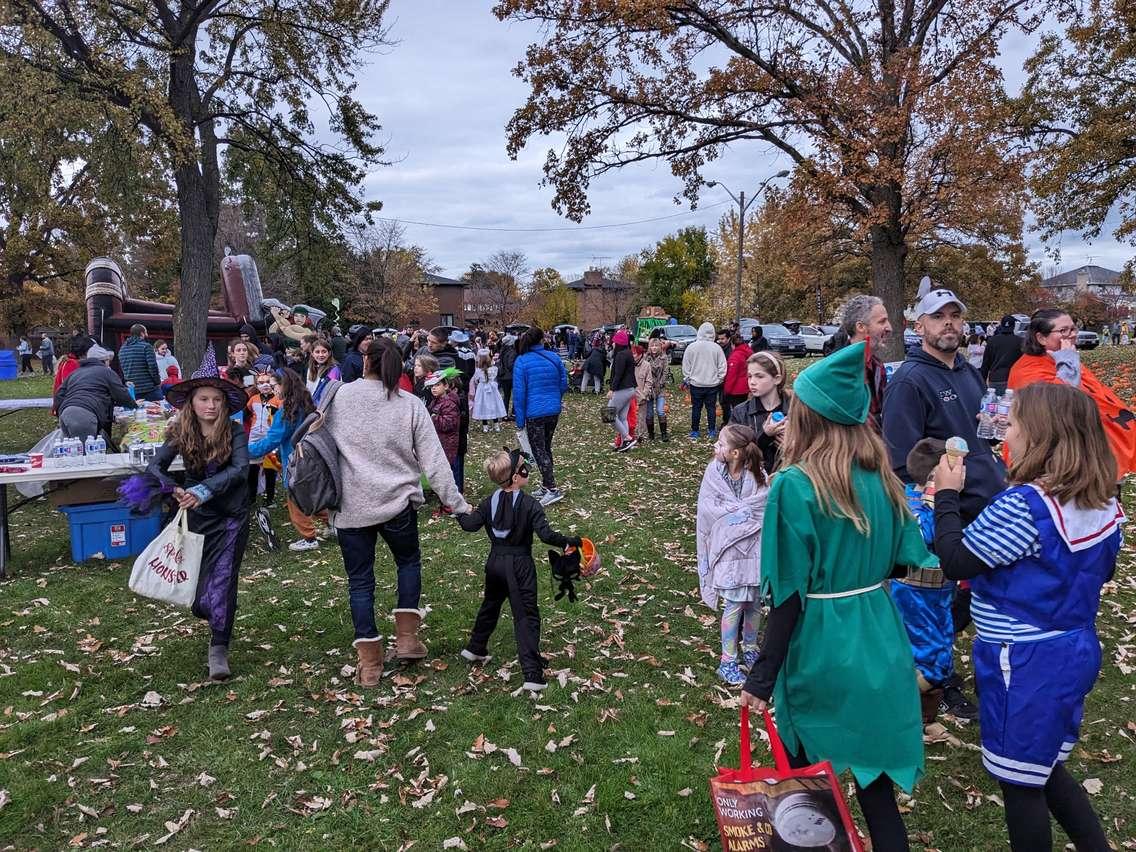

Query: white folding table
[{"left": 0, "top": 454, "right": 183, "bottom": 578}]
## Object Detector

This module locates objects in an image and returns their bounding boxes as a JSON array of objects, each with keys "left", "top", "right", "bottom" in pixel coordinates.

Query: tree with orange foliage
[
  {"left": 711, "top": 183, "right": 1035, "bottom": 326},
  {"left": 495, "top": 0, "right": 1037, "bottom": 357}
]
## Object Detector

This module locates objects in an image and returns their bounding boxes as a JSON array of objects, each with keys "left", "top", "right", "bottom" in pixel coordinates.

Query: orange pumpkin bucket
[{"left": 577, "top": 537, "right": 600, "bottom": 577}]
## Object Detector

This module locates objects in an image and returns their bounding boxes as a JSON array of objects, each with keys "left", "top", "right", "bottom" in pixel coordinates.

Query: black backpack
[{"left": 286, "top": 380, "right": 343, "bottom": 516}]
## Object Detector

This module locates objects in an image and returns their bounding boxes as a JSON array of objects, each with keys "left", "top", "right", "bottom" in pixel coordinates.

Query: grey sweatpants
[{"left": 59, "top": 406, "right": 100, "bottom": 440}]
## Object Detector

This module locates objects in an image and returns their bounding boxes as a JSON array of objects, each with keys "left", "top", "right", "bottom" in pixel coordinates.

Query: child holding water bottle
[{"left": 696, "top": 423, "right": 769, "bottom": 685}]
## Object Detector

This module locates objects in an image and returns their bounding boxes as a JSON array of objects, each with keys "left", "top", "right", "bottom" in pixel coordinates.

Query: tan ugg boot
[
  {"left": 353, "top": 637, "right": 383, "bottom": 686},
  {"left": 392, "top": 609, "right": 428, "bottom": 660}
]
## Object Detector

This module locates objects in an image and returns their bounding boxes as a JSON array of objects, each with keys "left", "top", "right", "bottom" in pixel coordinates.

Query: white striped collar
[{"left": 1029, "top": 485, "right": 1125, "bottom": 553}]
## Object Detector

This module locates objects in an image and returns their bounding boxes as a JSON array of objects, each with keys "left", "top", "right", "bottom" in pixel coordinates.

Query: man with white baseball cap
[
  {"left": 882, "top": 279, "right": 1002, "bottom": 722},
  {"left": 883, "top": 278, "right": 1003, "bottom": 524}
]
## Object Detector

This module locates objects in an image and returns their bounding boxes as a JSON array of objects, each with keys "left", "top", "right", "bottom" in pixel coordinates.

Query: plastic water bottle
[
  {"left": 976, "top": 389, "right": 998, "bottom": 440},
  {"left": 94, "top": 434, "right": 107, "bottom": 460},
  {"left": 993, "top": 389, "right": 1014, "bottom": 442},
  {"left": 84, "top": 435, "right": 98, "bottom": 465}
]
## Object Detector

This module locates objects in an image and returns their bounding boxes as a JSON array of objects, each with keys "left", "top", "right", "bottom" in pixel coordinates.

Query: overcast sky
[{"left": 358, "top": 2, "right": 1130, "bottom": 282}]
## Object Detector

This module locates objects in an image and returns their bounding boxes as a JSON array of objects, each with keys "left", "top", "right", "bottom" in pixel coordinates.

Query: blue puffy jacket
[
  {"left": 513, "top": 344, "right": 567, "bottom": 428},
  {"left": 248, "top": 412, "right": 302, "bottom": 487}
]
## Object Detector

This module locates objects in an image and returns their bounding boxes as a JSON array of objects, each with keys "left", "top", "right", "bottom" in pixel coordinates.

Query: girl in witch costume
[
  {"left": 739, "top": 341, "right": 935, "bottom": 852},
  {"left": 121, "top": 347, "right": 251, "bottom": 681},
  {"left": 933, "top": 382, "right": 1122, "bottom": 851}
]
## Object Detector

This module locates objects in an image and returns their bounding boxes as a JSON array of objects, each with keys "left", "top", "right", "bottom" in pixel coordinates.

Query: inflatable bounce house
[{"left": 85, "top": 251, "right": 328, "bottom": 351}]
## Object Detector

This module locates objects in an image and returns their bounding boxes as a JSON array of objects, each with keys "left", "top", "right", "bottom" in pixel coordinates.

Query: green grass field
[{"left": 1, "top": 357, "right": 1134, "bottom": 850}]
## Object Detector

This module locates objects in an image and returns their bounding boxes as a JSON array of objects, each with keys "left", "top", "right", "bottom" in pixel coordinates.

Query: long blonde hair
[
  {"left": 781, "top": 399, "right": 907, "bottom": 534},
  {"left": 1009, "top": 383, "right": 1116, "bottom": 507},
  {"left": 167, "top": 387, "right": 234, "bottom": 470}
]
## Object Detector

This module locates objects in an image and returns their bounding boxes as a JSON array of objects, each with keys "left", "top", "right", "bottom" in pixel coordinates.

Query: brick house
[
  {"left": 462, "top": 285, "right": 523, "bottom": 328},
  {"left": 423, "top": 272, "right": 464, "bottom": 328},
  {"left": 567, "top": 269, "right": 637, "bottom": 331}
]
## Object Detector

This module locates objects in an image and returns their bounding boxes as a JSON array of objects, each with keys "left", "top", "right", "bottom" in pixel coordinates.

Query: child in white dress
[{"left": 469, "top": 349, "right": 507, "bottom": 432}]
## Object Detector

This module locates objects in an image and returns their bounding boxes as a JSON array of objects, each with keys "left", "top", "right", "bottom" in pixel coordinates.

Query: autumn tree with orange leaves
[{"left": 495, "top": 0, "right": 1038, "bottom": 357}]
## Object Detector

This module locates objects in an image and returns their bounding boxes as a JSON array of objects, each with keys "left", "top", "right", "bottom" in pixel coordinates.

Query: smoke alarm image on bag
[{"left": 709, "top": 708, "right": 863, "bottom": 851}]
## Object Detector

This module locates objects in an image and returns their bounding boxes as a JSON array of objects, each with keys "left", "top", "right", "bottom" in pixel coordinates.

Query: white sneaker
[
  {"left": 531, "top": 485, "right": 549, "bottom": 500},
  {"left": 539, "top": 489, "right": 563, "bottom": 507},
  {"left": 494, "top": 422, "right": 501, "bottom": 432},
  {"left": 522, "top": 679, "right": 548, "bottom": 692},
  {"left": 289, "top": 538, "right": 319, "bottom": 552},
  {"left": 460, "top": 648, "right": 492, "bottom": 664},
  {"left": 482, "top": 424, "right": 489, "bottom": 432}
]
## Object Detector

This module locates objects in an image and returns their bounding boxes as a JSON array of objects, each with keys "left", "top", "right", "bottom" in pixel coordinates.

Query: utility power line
[{"left": 376, "top": 202, "right": 728, "bottom": 233}]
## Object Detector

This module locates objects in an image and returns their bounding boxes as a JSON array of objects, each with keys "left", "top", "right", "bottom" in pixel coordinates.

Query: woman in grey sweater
[{"left": 323, "top": 339, "right": 471, "bottom": 686}]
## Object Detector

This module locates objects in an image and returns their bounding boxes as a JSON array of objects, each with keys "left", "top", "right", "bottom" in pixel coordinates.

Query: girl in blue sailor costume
[
  {"left": 457, "top": 449, "right": 581, "bottom": 693},
  {"left": 933, "top": 382, "right": 1123, "bottom": 851}
]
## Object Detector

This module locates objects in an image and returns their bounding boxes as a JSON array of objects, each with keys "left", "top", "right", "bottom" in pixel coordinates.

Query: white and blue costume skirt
[{"left": 973, "top": 602, "right": 1101, "bottom": 788}]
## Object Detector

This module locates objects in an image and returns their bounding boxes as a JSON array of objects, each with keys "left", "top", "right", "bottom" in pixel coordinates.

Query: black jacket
[
  {"left": 584, "top": 346, "right": 607, "bottom": 376},
  {"left": 54, "top": 359, "right": 136, "bottom": 432},
  {"left": 498, "top": 343, "right": 517, "bottom": 384},
  {"left": 609, "top": 347, "right": 636, "bottom": 391},
  {"left": 341, "top": 349, "right": 365, "bottom": 383},
  {"left": 458, "top": 489, "right": 577, "bottom": 551},
  {"left": 148, "top": 420, "right": 250, "bottom": 517},
  {"left": 980, "top": 331, "right": 1022, "bottom": 385},
  {"left": 730, "top": 395, "right": 790, "bottom": 475},
  {"left": 882, "top": 349, "right": 1005, "bottom": 522}
]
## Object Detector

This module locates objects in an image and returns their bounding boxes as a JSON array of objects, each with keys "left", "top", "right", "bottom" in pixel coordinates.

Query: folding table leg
[{"left": 0, "top": 484, "right": 9, "bottom": 579}]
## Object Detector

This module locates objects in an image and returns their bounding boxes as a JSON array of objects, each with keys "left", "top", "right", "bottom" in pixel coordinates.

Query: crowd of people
[{"left": 22, "top": 286, "right": 1136, "bottom": 850}]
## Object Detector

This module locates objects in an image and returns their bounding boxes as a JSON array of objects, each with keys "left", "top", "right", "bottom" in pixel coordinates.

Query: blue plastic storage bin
[
  {"left": 0, "top": 350, "right": 16, "bottom": 380},
  {"left": 58, "top": 501, "right": 162, "bottom": 562}
]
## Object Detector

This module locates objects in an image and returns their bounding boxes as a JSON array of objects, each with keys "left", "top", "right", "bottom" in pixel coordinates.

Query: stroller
[{"left": 566, "top": 359, "right": 586, "bottom": 392}]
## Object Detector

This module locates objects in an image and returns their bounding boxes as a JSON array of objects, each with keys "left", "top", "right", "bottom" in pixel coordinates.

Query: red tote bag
[{"left": 709, "top": 706, "right": 863, "bottom": 851}]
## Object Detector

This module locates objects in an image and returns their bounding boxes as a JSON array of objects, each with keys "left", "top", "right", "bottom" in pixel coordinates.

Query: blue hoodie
[
  {"left": 882, "top": 348, "right": 1005, "bottom": 522},
  {"left": 512, "top": 344, "right": 568, "bottom": 428}
]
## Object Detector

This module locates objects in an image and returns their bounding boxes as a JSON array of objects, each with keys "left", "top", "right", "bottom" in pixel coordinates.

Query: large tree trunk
[
  {"left": 868, "top": 222, "right": 908, "bottom": 362},
  {"left": 172, "top": 163, "right": 215, "bottom": 372},
  {"left": 168, "top": 44, "right": 219, "bottom": 373}
]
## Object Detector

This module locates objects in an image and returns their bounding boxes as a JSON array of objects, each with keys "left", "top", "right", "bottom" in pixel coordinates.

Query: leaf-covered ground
[{"left": 1, "top": 353, "right": 1134, "bottom": 850}]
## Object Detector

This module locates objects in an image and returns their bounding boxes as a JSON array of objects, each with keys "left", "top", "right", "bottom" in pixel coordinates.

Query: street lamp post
[{"left": 708, "top": 170, "right": 790, "bottom": 327}]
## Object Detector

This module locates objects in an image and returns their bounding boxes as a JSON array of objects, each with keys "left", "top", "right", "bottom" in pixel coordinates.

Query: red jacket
[{"left": 723, "top": 343, "right": 752, "bottom": 396}]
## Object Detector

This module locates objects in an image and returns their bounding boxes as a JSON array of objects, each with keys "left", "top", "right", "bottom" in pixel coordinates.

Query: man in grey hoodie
[{"left": 681, "top": 321, "right": 727, "bottom": 440}]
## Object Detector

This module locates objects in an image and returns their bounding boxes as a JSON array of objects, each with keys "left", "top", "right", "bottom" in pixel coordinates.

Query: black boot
[
  {"left": 647, "top": 421, "right": 655, "bottom": 441},
  {"left": 659, "top": 417, "right": 670, "bottom": 442}
]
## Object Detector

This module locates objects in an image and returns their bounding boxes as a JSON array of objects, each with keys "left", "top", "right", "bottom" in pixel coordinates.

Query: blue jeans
[
  {"left": 336, "top": 505, "right": 423, "bottom": 639},
  {"left": 690, "top": 384, "right": 719, "bottom": 433},
  {"left": 451, "top": 455, "right": 465, "bottom": 494}
]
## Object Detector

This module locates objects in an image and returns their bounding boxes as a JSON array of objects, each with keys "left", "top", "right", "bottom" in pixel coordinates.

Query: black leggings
[
  {"left": 525, "top": 414, "right": 558, "bottom": 490},
  {"left": 246, "top": 464, "right": 277, "bottom": 506},
  {"left": 788, "top": 749, "right": 909, "bottom": 851},
  {"left": 1000, "top": 764, "right": 1108, "bottom": 851}
]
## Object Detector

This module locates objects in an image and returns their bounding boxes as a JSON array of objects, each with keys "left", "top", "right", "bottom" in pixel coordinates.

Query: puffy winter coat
[{"left": 513, "top": 344, "right": 568, "bottom": 428}]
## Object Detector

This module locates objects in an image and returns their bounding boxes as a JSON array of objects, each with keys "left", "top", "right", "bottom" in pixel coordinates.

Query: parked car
[
  {"left": 762, "top": 323, "right": 807, "bottom": 357},
  {"left": 799, "top": 324, "right": 837, "bottom": 354},
  {"left": 903, "top": 327, "right": 921, "bottom": 355},
  {"left": 738, "top": 317, "right": 762, "bottom": 338},
  {"left": 1077, "top": 330, "right": 1100, "bottom": 350},
  {"left": 656, "top": 323, "right": 699, "bottom": 364}
]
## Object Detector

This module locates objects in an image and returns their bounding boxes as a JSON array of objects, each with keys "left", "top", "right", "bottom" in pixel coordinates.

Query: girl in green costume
[{"left": 740, "top": 341, "right": 936, "bottom": 851}]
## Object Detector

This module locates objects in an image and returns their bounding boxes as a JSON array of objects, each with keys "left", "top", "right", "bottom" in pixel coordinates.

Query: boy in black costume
[{"left": 457, "top": 449, "right": 580, "bottom": 692}]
